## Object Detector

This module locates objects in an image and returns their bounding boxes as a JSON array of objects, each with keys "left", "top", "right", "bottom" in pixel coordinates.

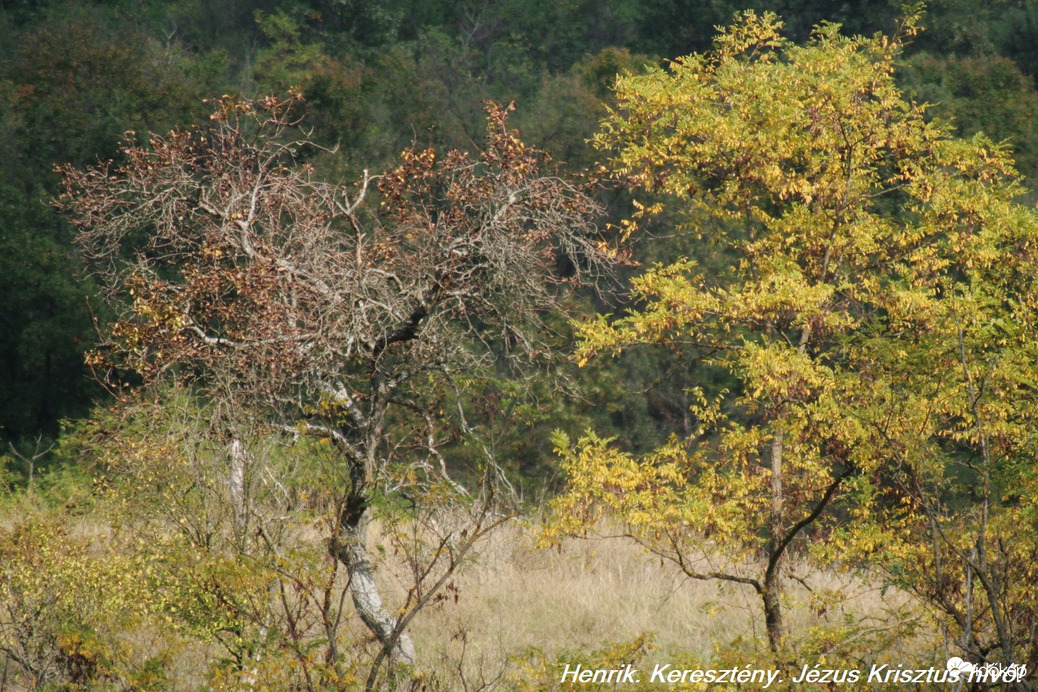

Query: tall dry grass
[
  {"left": 398, "top": 520, "right": 932, "bottom": 689},
  {"left": 0, "top": 497, "right": 935, "bottom": 690}
]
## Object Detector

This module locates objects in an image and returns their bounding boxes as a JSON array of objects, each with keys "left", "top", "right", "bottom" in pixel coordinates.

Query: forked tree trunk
[{"left": 333, "top": 501, "right": 417, "bottom": 671}]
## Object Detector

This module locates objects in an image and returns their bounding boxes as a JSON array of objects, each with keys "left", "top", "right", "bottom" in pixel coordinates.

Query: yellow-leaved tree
[{"left": 551, "top": 11, "right": 1038, "bottom": 667}]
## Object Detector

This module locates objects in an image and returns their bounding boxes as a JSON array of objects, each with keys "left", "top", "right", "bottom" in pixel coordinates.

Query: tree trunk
[
  {"left": 332, "top": 502, "right": 417, "bottom": 672},
  {"left": 227, "top": 438, "right": 248, "bottom": 528},
  {"left": 766, "top": 427, "right": 785, "bottom": 654},
  {"left": 762, "top": 569, "right": 784, "bottom": 656},
  {"left": 770, "top": 429, "right": 783, "bottom": 545}
]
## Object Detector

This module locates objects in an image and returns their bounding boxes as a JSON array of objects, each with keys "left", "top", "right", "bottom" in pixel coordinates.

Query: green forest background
[
  {"left": 8, "top": 0, "right": 1038, "bottom": 458},
  {"left": 4, "top": 1, "right": 1038, "bottom": 689}
]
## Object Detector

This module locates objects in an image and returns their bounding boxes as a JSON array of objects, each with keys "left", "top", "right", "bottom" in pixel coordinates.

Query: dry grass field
[
  {"left": 0, "top": 502, "right": 944, "bottom": 690},
  {"left": 400, "top": 521, "right": 936, "bottom": 689}
]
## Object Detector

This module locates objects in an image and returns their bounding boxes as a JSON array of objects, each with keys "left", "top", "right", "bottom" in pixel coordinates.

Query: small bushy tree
[{"left": 60, "top": 94, "right": 608, "bottom": 684}]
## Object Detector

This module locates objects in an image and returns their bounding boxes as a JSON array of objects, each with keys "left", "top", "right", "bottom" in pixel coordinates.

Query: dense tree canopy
[{"left": 552, "top": 10, "right": 1038, "bottom": 665}]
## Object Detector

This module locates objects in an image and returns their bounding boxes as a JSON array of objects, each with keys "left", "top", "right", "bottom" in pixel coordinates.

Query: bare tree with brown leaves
[{"left": 59, "top": 93, "right": 607, "bottom": 683}]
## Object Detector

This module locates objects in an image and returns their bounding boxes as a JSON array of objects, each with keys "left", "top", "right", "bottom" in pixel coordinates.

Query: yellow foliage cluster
[{"left": 556, "top": 10, "right": 1038, "bottom": 663}]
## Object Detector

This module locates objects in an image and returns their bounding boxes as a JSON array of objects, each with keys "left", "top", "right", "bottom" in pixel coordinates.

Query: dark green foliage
[
  {"left": 0, "top": 2, "right": 221, "bottom": 449},
  {"left": 901, "top": 52, "right": 1038, "bottom": 179},
  {"left": 0, "top": 184, "right": 97, "bottom": 444},
  {"left": 3, "top": 4, "right": 216, "bottom": 174}
]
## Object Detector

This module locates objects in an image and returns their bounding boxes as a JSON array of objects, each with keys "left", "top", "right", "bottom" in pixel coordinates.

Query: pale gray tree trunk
[
  {"left": 227, "top": 438, "right": 248, "bottom": 527},
  {"left": 335, "top": 506, "right": 417, "bottom": 669}
]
